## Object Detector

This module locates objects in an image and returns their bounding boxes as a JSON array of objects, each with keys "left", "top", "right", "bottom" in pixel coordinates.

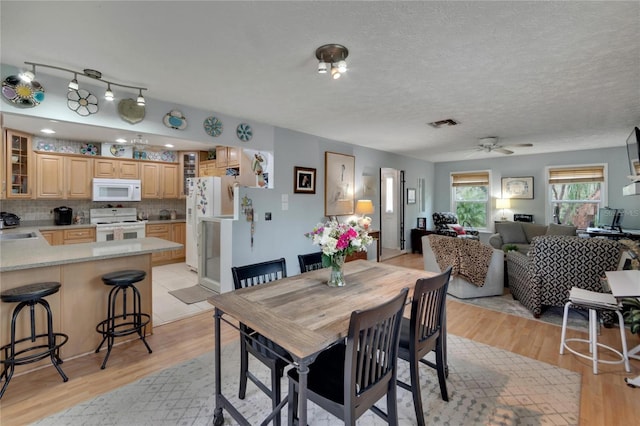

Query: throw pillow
[
  {"left": 447, "top": 224, "right": 466, "bottom": 235},
  {"left": 546, "top": 223, "right": 577, "bottom": 236},
  {"left": 521, "top": 222, "right": 548, "bottom": 243},
  {"left": 495, "top": 221, "right": 527, "bottom": 244}
]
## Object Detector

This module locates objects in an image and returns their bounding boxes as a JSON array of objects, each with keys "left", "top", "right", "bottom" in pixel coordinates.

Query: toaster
[{"left": 0, "top": 212, "right": 20, "bottom": 229}]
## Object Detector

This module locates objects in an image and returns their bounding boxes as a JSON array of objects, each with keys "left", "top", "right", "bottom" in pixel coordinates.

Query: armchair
[
  {"left": 507, "top": 235, "right": 621, "bottom": 322},
  {"left": 432, "top": 212, "right": 479, "bottom": 240}
]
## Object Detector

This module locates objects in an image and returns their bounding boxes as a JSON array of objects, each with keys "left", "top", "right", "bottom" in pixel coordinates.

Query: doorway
[{"left": 379, "top": 168, "right": 405, "bottom": 261}]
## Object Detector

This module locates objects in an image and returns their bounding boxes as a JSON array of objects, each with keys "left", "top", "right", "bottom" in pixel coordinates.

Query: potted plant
[
  {"left": 503, "top": 244, "right": 519, "bottom": 253},
  {"left": 622, "top": 298, "right": 640, "bottom": 334}
]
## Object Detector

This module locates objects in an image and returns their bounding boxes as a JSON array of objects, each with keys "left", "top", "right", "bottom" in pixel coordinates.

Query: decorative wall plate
[
  {"left": 2, "top": 75, "right": 45, "bottom": 108},
  {"left": 163, "top": 109, "right": 187, "bottom": 130},
  {"left": 68, "top": 89, "right": 98, "bottom": 116},
  {"left": 80, "top": 143, "right": 98, "bottom": 155},
  {"left": 203, "top": 116, "right": 223, "bottom": 137},
  {"left": 109, "top": 144, "right": 127, "bottom": 157},
  {"left": 236, "top": 123, "right": 253, "bottom": 141},
  {"left": 117, "top": 98, "right": 145, "bottom": 124}
]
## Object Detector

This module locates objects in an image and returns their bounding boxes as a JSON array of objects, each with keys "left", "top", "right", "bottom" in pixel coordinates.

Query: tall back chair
[
  {"left": 231, "top": 258, "right": 290, "bottom": 426},
  {"left": 288, "top": 288, "right": 409, "bottom": 425},
  {"left": 297, "top": 252, "right": 324, "bottom": 273},
  {"left": 397, "top": 267, "right": 452, "bottom": 426}
]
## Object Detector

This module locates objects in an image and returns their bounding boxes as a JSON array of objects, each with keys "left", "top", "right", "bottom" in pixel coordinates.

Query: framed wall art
[
  {"left": 406, "top": 188, "right": 416, "bottom": 204},
  {"left": 294, "top": 166, "right": 316, "bottom": 194},
  {"left": 417, "top": 217, "right": 426, "bottom": 229},
  {"left": 502, "top": 176, "right": 534, "bottom": 199},
  {"left": 325, "top": 151, "right": 355, "bottom": 216}
]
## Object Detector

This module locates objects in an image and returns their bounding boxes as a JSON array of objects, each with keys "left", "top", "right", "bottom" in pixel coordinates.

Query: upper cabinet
[
  {"left": 35, "top": 153, "right": 93, "bottom": 199},
  {"left": 216, "top": 146, "right": 239, "bottom": 168},
  {"left": 141, "top": 162, "right": 179, "bottom": 199},
  {"left": 5, "top": 129, "right": 33, "bottom": 199},
  {"left": 179, "top": 151, "right": 199, "bottom": 198},
  {"left": 94, "top": 158, "right": 139, "bottom": 179}
]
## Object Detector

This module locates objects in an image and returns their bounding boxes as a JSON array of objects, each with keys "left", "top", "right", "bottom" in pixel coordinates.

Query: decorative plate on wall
[
  {"left": 203, "top": 116, "right": 223, "bottom": 137},
  {"left": 163, "top": 109, "right": 187, "bottom": 130},
  {"left": 117, "top": 98, "right": 145, "bottom": 124},
  {"left": 2, "top": 75, "right": 45, "bottom": 108},
  {"left": 80, "top": 143, "right": 98, "bottom": 155},
  {"left": 236, "top": 123, "right": 253, "bottom": 142},
  {"left": 68, "top": 89, "right": 98, "bottom": 116}
]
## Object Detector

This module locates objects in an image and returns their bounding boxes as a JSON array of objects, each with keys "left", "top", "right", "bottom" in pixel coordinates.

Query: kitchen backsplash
[{"left": 0, "top": 199, "right": 185, "bottom": 223}]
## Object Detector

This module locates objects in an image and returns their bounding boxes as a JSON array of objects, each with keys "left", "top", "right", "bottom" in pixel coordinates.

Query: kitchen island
[{"left": 0, "top": 231, "right": 181, "bottom": 371}]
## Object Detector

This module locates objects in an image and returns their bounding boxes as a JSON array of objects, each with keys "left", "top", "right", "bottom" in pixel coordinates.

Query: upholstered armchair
[
  {"left": 507, "top": 235, "right": 621, "bottom": 322},
  {"left": 431, "top": 212, "right": 479, "bottom": 239}
]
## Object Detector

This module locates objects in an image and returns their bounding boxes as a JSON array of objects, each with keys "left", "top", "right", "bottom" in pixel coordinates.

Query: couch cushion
[
  {"left": 495, "top": 221, "right": 527, "bottom": 244},
  {"left": 546, "top": 223, "right": 577, "bottom": 236},
  {"left": 521, "top": 222, "right": 547, "bottom": 243},
  {"left": 447, "top": 224, "right": 466, "bottom": 235}
]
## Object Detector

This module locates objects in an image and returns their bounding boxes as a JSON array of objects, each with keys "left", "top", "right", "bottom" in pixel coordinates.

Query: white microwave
[{"left": 92, "top": 178, "right": 142, "bottom": 202}]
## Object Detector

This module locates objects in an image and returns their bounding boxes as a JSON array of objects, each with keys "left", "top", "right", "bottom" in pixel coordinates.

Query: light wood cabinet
[
  {"left": 62, "top": 228, "right": 95, "bottom": 244},
  {"left": 35, "top": 154, "right": 93, "bottom": 199},
  {"left": 5, "top": 129, "right": 33, "bottom": 199},
  {"left": 179, "top": 152, "right": 199, "bottom": 197},
  {"left": 146, "top": 223, "right": 173, "bottom": 264},
  {"left": 216, "top": 146, "right": 239, "bottom": 168},
  {"left": 40, "top": 230, "right": 63, "bottom": 246},
  {"left": 94, "top": 158, "right": 139, "bottom": 179},
  {"left": 172, "top": 222, "right": 186, "bottom": 260},
  {"left": 162, "top": 163, "right": 179, "bottom": 198},
  {"left": 141, "top": 162, "right": 179, "bottom": 199}
]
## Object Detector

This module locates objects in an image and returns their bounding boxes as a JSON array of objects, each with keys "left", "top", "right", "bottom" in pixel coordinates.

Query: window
[
  {"left": 547, "top": 165, "right": 606, "bottom": 228},
  {"left": 451, "top": 171, "right": 490, "bottom": 229}
]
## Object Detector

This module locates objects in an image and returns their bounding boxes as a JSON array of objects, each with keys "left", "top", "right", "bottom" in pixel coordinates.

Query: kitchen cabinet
[
  {"left": 172, "top": 222, "right": 186, "bottom": 260},
  {"left": 146, "top": 223, "right": 173, "bottom": 264},
  {"left": 94, "top": 158, "right": 139, "bottom": 179},
  {"left": 179, "top": 151, "right": 199, "bottom": 197},
  {"left": 35, "top": 153, "right": 93, "bottom": 199},
  {"left": 215, "top": 146, "right": 239, "bottom": 168},
  {"left": 5, "top": 129, "right": 33, "bottom": 199},
  {"left": 40, "top": 230, "right": 63, "bottom": 246},
  {"left": 141, "top": 162, "right": 179, "bottom": 199},
  {"left": 62, "top": 227, "right": 95, "bottom": 244}
]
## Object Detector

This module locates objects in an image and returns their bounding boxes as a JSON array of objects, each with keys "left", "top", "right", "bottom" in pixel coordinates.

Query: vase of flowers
[{"left": 305, "top": 219, "right": 373, "bottom": 287}]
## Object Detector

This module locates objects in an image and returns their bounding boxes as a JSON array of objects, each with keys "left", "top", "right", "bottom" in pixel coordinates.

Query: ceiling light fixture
[
  {"left": 315, "top": 44, "right": 349, "bottom": 80},
  {"left": 22, "top": 61, "right": 148, "bottom": 103},
  {"left": 41, "top": 128, "right": 56, "bottom": 134},
  {"left": 130, "top": 134, "right": 148, "bottom": 147}
]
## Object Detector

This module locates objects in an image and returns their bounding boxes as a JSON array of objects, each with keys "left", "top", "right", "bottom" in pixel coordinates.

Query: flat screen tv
[{"left": 626, "top": 126, "right": 640, "bottom": 181}]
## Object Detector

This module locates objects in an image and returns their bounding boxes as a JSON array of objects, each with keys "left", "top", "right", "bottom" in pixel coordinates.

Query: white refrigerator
[{"left": 185, "top": 176, "right": 222, "bottom": 272}]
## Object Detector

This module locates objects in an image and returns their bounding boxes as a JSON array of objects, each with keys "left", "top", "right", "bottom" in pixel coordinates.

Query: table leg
[
  {"left": 294, "top": 360, "right": 310, "bottom": 426},
  {"left": 213, "top": 308, "right": 224, "bottom": 426}
]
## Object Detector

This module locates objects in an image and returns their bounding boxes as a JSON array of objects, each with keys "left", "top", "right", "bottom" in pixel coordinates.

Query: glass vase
[{"left": 327, "top": 254, "right": 346, "bottom": 287}]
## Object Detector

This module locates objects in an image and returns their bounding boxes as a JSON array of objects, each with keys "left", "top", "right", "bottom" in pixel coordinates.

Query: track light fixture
[
  {"left": 22, "top": 61, "right": 148, "bottom": 102},
  {"left": 315, "top": 44, "right": 349, "bottom": 79}
]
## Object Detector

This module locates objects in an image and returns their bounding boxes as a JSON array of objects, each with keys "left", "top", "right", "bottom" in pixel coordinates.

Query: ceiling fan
[{"left": 474, "top": 137, "right": 533, "bottom": 155}]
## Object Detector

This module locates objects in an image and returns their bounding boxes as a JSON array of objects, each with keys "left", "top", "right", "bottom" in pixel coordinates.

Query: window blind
[
  {"left": 451, "top": 171, "right": 489, "bottom": 187},
  {"left": 548, "top": 166, "right": 605, "bottom": 184}
]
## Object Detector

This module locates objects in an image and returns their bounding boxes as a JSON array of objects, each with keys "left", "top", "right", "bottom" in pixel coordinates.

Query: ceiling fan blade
[
  {"left": 494, "top": 148, "right": 513, "bottom": 155},
  {"left": 504, "top": 143, "right": 533, "bottom": 148}
]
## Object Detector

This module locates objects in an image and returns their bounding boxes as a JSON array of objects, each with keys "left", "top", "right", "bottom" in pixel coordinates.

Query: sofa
[
  {"left": 489, "top": 221, "right": 577, "bottom": 253},
  {"left": 507, "top": 235, "right": 621, "bottom": 322},
  {"left": 432, "top": 212, "right": 479, "bottom": 240},
  {"left": 422, "top": 234, "right": 504, "bottom": 298}
]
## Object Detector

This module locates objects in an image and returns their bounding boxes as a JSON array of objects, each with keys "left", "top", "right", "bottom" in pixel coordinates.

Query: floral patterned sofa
[
  {"left": 507, "top": 235, "right": 621, "bottom": 322},
  {"left": 432, "top": 212, "right": 479, "bottom": 240}
]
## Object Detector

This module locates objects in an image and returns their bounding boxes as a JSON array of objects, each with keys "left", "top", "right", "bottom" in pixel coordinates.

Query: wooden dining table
[{"left": 208, "top": 259, "right": 436, "bottom": 426}]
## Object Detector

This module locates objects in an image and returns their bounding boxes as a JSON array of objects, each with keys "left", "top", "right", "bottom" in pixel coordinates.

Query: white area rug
[{"left": 34, "top": 335, "right": 580, "bottom": 425}]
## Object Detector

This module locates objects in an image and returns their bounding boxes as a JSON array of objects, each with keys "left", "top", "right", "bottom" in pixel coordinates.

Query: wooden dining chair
[
  {"left": 287, "top": 288, "right": 409, "bottom": 425},
  {"left": 231, "top": 258, "right": 290, "bottom": 426},
  {"left": 396, "top": 266, "right": 452, "bottom": 426},
  {"left": 297, "top": 251, "right": 324, "bottom": 273}
]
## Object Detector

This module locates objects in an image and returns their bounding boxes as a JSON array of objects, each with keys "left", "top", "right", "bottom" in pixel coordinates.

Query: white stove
[{"left": 90, "top": 208, "right": 146, "bottom": 241}]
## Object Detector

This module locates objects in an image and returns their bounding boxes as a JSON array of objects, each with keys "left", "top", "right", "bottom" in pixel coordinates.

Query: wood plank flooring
[{"left": 0, "top": 254, "right": 638, "bottom": 425}]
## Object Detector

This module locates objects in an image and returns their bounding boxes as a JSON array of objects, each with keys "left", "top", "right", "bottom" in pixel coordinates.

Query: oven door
[{"left": 96, "top": 224, "right": 146, "bottom": 242}]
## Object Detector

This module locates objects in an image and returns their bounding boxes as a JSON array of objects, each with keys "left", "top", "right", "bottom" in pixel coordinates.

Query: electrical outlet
[{"left": 265, "top": 212, "right": 272, "bottom": 221}]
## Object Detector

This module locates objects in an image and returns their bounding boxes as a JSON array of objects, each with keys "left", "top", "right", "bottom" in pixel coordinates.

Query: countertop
[
  {"left": 0, "top": 227, "right": 182, "bottom": 272},
  {"left": 19, "top": 218, "right": 186, "bottom": 230}
]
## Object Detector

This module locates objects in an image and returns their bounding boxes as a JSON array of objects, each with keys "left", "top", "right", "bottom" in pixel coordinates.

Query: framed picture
[
  {"left": 406, "top": 188, "right": 416, "bottom": 204},
  {"left": 294, "top": 166, "right": 316, "bottom": 194},
  {"left": 502, "top": 176, "right": 534, "bottom": 199},
  {"left": 417, "top": 217, "right": 426, "bottom": 229},
  {"left": 325, "top": 151, "right": 355, "bottom": 216}
]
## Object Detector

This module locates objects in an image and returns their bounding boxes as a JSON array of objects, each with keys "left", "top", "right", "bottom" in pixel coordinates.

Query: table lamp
[
  {"left": 355, "top": 199, "right": 374, "bottom": 217},
  {"left": 496, "top": 198, "right": 511, "bottom": 221}
]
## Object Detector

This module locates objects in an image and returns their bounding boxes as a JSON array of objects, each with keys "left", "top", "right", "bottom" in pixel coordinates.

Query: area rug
[
  {"left": 34, "top": 335, "right": 581, "bottom": 425},
  {"left": 169, "top": 284, "right": 215, "bottom": 304}
]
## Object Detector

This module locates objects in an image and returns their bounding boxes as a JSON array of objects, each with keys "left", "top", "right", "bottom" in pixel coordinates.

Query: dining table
[{"left": 207, "top": 259, "right": 436, "bottom": 425}]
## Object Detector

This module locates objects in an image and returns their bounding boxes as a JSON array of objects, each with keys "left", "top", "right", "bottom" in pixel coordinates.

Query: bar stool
[
  {"left": 559, "top": 287, "right": 631, "bottom": 374},
  {"left": 0, "top": 282, "right": 69, "bottom": 399},
  {"left": 95, "top": 270, "right": 152, "bottom": 369}
]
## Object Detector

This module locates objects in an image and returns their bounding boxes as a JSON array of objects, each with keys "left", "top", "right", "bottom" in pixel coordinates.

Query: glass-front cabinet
[
  {"left": 179, "top": 151, "right": 199, "bottom": 197},
  {"left": 5, "top": 129, "right": 32, "bottom": 198}
]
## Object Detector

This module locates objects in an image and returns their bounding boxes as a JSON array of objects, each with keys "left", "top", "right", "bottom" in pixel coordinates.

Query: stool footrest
[
  {"left": 562, "top": 338, "right": 627, "bottom": 367},
  {"left": 0, "top": 333, "right": 68, "bottom": 366},
  {"left": 96, "top": 314, "right": 151, "bottom": 339}
]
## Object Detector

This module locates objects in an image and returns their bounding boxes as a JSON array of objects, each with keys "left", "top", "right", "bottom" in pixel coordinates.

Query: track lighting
[
  {"left": 315, "top": 44, "right": 349, "bottom": 80},
  {"left": 22, "top": 61, "right": 148, "bottom": 103}
]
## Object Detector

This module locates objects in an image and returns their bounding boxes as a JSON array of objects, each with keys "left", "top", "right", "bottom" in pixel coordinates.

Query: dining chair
[
  {"left": 231, "top": 258, "right": 290, "bottom": 426},
  {"left": 287, "top": 287, "right": 409, "bottom": 425},
  {"left": 396, "top": 266, "right": 452, "bottom": 426},
  {"left": 297, "top": 251, "right": 324, "bottom": 273}
]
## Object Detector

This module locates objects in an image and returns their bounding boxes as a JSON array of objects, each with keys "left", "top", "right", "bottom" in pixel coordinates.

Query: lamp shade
[
  {"left": 496, "top": 198, "right": 511, "bottom": 209},
  {"left": 355, "top": 199, "right": 374, "bottom": 215}
]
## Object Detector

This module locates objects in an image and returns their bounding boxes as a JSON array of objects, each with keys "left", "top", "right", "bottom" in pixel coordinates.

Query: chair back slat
[
  {"left": 297, "top": 252, "right": 324, "bottom": 273},
  {"left": 231, "top": 258, "right": 287, "bottom": 290},
  {"left": 412, "top": 267, "right": 452, "bottom": 349}
]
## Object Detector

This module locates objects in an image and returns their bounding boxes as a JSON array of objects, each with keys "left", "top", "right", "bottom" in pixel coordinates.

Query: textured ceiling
[{"left": 1, "top": 1, "right": 639, "bottom": 162}]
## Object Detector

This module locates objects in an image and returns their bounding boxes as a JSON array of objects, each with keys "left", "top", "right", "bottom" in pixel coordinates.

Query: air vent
[{"left": 427, "top": 118, "right": 459, "bottom": 128}]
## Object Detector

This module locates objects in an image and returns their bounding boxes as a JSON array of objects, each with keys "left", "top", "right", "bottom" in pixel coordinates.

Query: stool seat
[
  {"left": 101, "top": 270, "right": 146, "bottom": 286},
  {"left": 1, "top": 282, "right": 61, "bottom": 303}
]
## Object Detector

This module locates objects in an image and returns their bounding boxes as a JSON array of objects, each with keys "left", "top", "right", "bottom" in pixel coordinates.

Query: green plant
[
  {"left": 622, "top": 298, "right": 640, "bottom": 334},
  {"left": 503, "top": 244, "right": 519, "bottom": 253}
]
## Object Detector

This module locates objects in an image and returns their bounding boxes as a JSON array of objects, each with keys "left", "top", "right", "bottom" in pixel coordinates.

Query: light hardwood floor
[{"left": 0, "top": 254, "right": 638, "bottom": 425}]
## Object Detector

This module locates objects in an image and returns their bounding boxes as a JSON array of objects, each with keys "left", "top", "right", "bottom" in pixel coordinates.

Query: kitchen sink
[{"left": 0, "top": 232, "right": 38, "bottom": 241}]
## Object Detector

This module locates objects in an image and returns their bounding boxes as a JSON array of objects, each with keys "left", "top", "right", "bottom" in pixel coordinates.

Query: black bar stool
[
  {"left": 95, "top": 270, "right": 152, "bottom": 369},
  {"left": 0, "top": 282, "right": 69, "bottom": 399}
]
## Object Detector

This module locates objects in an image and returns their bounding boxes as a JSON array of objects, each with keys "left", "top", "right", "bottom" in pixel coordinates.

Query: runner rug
[{"left": 34, "top": 335, "right": 581, "bottom": 425}]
